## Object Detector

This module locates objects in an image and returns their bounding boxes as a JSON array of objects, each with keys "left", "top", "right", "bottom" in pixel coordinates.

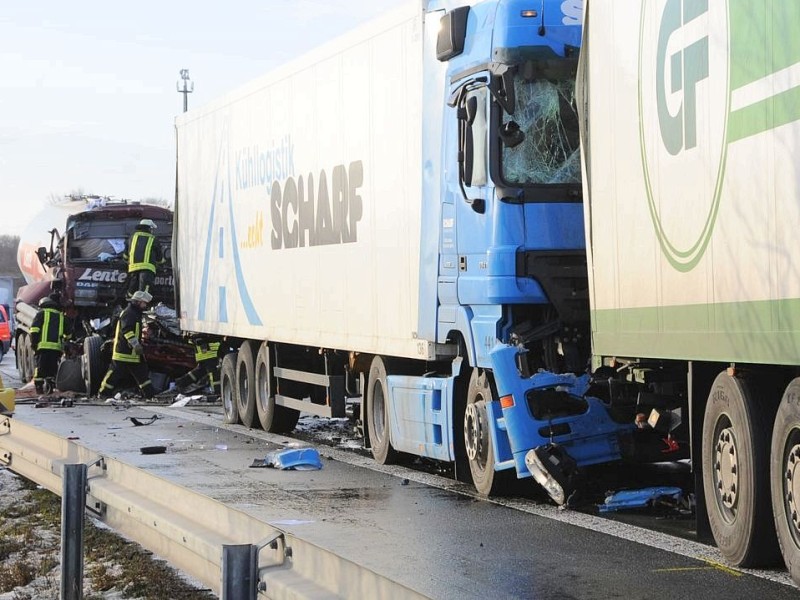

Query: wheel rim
[
  {"left": 238, "top": 368, "right": 249, "bottom": 403},
  {"left": 783, "top": 429, "right": 800, "bottom": 547},
  {"left": 713, "top": 421, "right": 739, "bottom": 522},
  {"left": 372, "top": 380, "right": 387, "bottom": 443},
  {"left": 257, "top": 362, "right": 268, "bottom": 412},
  {"left": 464, "top": 401, "right": 489, "bottom": 470},
  {"left": 223, "top": 377, "right": 234, "bottom": 416}
]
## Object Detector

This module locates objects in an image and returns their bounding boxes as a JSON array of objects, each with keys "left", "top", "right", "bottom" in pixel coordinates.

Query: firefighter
[
  {"left": 124, "top": 219, "right": 165, "bottom": 299},
  {"left": 175, "top": 336, "right": 221, "bottom": 394},
  {"left": 98, "top": 290, "right": 155, "bottom": 398},
  {"left": 30, "top": 294, "right": 68, "bottom": 394}
]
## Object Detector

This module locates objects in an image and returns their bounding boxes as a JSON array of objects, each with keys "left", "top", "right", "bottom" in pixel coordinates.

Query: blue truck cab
[{"left": 380, "top": 0, "right": 661, "bottom": 500}]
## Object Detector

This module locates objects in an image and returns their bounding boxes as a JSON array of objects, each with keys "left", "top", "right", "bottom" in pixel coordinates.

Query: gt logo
[{"left": 656, "top": 0, "right": 709, "bottom": 155}]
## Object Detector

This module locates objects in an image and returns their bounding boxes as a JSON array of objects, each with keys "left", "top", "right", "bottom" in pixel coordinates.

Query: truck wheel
[
  {"left": 23, "top": 334, "right": 34, "bottom": 383},
  {"left": 56, "top": 358, "right": 85, "bottom": 393},
  {"left": 17, "top": 333, "right": 32, "bottom": 382},
  {"left": 464, "top": 368, "right": 511, "bottom": 496},
  {"left": 702, "top": 371, "right": 780, "bottom": 566},
  {"left": 220, "top": 353, "right": 239, "bottom": 425},
  {"left": 14, "top": 335, "right": 26, "bottom": 381},
  {"left": 771, "top": 378, "right": 800, "bottom": 582},
  {"left": 255, "top": 342, "right": 299, "bottom": 433},
  {"left": 83, "top": 335, "right": 105, "bottom": 396},
  {"left": 366, "top": 356, "right": 397, "bottom": 464},
  {"left": 235, "top": 341, "right": 257, "bottom": 428}
]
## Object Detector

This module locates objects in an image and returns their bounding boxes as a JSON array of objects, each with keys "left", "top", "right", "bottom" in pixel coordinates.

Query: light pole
[{"left": 177, "top": 69, "right": 194, "bottom": 113}]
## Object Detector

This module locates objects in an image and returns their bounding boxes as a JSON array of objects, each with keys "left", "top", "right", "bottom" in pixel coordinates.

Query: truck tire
[
  {"left": 236, "top": 341, "right": 257, "bottom": 428},
  {"left": 23, "top": 334, "right": 34, "bottom": 383},
  {"left": 83, "top": 335, "right": 106, "bottom": 396},
  {"left": 220, "top": 353, "right": 239, "bottom": 425},
  {"left": 56, "top": 358, "right": 85, "bottom": 393},
  {"left": 464, "top": 368, "right": 512, "bottom": 496},
  {"left": 255, "top": 342, "right": 299, "bottom": 433},
  {"left": 366, "top": 355, "right": 398, "bottom": 464},
  {"left": 14, "top": 337, "right": 24, "bottom": 381},
  {"left": 18, "top": 333, "right": 32, "bottom": 382},
  {"left": 702, "top": 371, "right": 780, "bottom": 566},
  {"left": 771, "top": 378, "right": 800, "bottom": 583}
]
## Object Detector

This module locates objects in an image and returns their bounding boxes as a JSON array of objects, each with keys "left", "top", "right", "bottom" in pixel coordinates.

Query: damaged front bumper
[{"left": 489, "top": 344, "right": 635, "bottom": 504}]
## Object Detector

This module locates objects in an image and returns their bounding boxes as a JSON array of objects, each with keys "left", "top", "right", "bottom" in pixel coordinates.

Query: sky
[{"left": 0, "top": 0, "right": 407, "bottom": 236}]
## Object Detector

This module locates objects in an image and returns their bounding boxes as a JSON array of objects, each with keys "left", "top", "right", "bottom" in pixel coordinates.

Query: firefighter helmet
[{"left": 131, "top": 290, "right": 153, "bottom": 304}]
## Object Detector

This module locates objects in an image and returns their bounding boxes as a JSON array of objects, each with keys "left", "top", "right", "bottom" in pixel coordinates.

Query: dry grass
[{"left": 0, "top": 468, "right": 216, "bottom": 599}]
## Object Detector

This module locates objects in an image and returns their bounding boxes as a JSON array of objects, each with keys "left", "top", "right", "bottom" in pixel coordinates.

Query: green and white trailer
[{"left": 580, "top": 0, "right": 800, "bottom": 582}]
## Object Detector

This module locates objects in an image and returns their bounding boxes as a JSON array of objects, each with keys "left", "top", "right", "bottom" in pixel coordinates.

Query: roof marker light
[{"left": 521, "top": 10, "right": 538, "bottom": 18}]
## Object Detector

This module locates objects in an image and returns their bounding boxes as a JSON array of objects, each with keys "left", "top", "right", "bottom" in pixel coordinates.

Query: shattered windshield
[
  {"left": 500, "top": 68, "right": 581, "bottom": 186},
  {"left": 67, "top": 218, "right": 172, "bottom": 262}
]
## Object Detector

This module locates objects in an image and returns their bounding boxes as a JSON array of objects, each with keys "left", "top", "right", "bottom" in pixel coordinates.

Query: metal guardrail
[{"left": 0, "top": 416, "right": 428, "bottom": 600}]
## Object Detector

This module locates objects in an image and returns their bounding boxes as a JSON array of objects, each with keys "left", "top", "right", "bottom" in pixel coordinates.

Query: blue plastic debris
[
  {"left": 599, "top": 486, "right": 683, "bottom": 513},
  {"left": 250, "top": 448, "right": 323, "bottom": 470}
]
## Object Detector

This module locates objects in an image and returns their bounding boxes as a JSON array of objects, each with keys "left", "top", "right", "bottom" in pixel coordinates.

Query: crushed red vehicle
[{"left": 14, "top": 197, "right": 194, "bottom": 394}]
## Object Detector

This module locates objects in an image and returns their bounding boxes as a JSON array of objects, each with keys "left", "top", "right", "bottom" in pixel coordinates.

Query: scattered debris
[
  {"left": 598, "top": 486, "right": 683, "bottom": 514},
  {"left": 127, "top": 414, "right": 161, "bottom": 427},
  {"left": 169, "top": 394, "right": 204, "bottom": 407},
  {"left": 250, "top": 448, "right": 323, "bottom": 470}
]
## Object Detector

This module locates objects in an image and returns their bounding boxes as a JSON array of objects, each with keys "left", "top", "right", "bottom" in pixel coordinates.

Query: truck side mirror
[
  {"left": 436, "top": 6, "right": 469, "bottom": 62},
  {"left": 463, "top": 96, "right": 478, "bottom": 187},
  {"left": 35, "top": 246, "right": 49, "bottom": 266}
]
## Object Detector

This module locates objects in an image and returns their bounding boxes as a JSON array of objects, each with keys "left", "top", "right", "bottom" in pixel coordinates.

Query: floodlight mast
[{"left": 177, "top": 69, "right": 194, "bottom": 113}]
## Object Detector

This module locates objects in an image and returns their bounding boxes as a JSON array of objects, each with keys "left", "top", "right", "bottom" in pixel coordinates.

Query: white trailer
[
  {"left": 175, "top": 4, "right": 433, "bottom": 363},
  {"left": 581, "top": 0, "right": 800, "bottom": 581}
]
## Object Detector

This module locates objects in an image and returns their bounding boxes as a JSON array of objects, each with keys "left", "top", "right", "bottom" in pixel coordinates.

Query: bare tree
[{"left": 0, "top": 235, "right": 21, "bottom": 275}]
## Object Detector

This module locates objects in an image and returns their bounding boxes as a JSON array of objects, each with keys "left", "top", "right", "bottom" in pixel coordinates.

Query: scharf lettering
[{"left": 270, "top": 160, "right": 363, "bottom": 249}]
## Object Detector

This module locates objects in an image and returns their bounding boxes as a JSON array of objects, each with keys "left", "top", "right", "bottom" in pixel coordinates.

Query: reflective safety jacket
[
  {"left": 195, "top": 341, "right": 220, "bottom": 362},
  {"left": 125, "top": 230, "right": 164, "bottom": 274},
  {"left": 112, "top": 303, "right": 145, "bottom": 363},
  {"left": 30, "top": 307, "right": 66, "bottom": 352}
]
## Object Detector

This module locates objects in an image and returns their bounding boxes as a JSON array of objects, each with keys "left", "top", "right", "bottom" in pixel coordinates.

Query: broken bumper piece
[{"left": 525, "top": 443, "right": 579, "bottom": 505}]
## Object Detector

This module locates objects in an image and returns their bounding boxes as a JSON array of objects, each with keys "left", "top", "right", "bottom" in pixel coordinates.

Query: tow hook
[{"left": 525, "top": 443, "right": 580, "bottom": 506}]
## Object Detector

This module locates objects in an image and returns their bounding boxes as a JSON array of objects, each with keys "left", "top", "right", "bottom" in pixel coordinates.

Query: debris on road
[
  {"left": 250, "top": 447, "right": 323, "bottom": 470},
  {"left": 127, "top": 414, "right": 161, "bottom": 426},
  {"left": 169, "top": 394, "right": 205, "bottom": 407},
  {"left": 598, "top": 486, "right": 684, "bottom": 514}
]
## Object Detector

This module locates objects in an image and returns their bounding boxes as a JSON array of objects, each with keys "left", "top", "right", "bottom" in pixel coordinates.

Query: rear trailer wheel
[
  {"left": 235, "top": 341, "right": 257, "bottom": 428},
  {"left": 771, "top": 378, "right": 800, "bottom": 583},
  {"left": 464, "top": 368, "right": 512, "bottom": 496},
  {"left": 366, "top": 356, "right": 397, "bottom": 464},
  {"left": 255, "top": 342, "right": 299, "bottom": 433},
  {"left": 83, "top": 335, "right": 105, "bottom": 396},
  {"left": 220, "top": 353, "right": 239, "bottom": 425},
  {"left": 702, "top": 371, "right": 780, "bottom": 566}
]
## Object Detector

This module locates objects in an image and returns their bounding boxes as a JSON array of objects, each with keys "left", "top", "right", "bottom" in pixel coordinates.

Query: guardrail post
[
  {"left": 222, "top": 544, "right": 258, "bottom": 600},
  {"left": 61, "top": 463, "right": 87, "bottom": 600}
]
